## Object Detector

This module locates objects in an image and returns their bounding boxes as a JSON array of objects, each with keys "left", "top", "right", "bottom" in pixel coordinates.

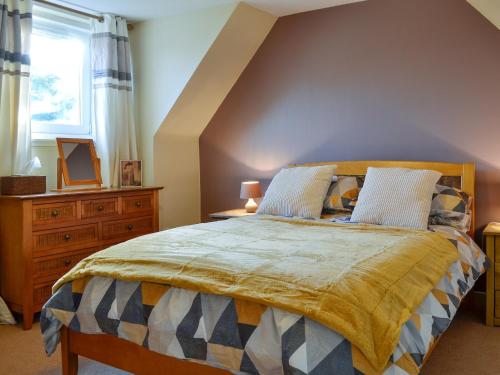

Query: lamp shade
[{"left": 240, "top": 181, "right": 262, "bottom": 199}]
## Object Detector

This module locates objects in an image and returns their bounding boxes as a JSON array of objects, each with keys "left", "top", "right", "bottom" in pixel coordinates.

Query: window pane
[{"left": 30, "top": 31, "right": 85, "bottom": 129}]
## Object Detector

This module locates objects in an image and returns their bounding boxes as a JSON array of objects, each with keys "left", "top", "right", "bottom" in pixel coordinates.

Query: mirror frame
[{"left": 56, "top": 138, "right": 103, "bottom": 188}]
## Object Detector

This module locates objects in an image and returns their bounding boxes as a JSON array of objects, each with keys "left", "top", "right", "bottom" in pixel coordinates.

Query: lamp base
[{"left": 245, "top": 198, "right": 258, "bottom": 213}]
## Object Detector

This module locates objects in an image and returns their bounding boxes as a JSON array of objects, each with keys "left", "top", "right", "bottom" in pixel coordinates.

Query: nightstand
[
  {"left": 485, "top": 222, "right": 500, "bottom": 326},
  {"left": 209, "top": 209, "right": 257, "bottom": 221}
]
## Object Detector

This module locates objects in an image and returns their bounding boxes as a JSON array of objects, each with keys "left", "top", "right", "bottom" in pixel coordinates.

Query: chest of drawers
[{"left": 0, "top": 187, "right": 162, "bottom": 329}]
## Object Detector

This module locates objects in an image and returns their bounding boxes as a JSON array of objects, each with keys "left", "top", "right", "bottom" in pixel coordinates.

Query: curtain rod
[
  {"left": 35, "top": 0, "right": 104, "bottom": 22},
  {"left": 33, "top": 0, "right": 134, "bottom": 30}
]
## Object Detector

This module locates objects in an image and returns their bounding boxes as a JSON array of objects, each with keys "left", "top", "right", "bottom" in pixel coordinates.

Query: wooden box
[{"left": 1, "top": 175, "right": 46, "bottom": 195}]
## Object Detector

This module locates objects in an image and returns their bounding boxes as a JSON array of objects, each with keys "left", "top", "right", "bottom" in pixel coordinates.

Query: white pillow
[
  {"left": 350, "top": 167, "right": 442, "bottom": 229},
  {"left": 257, "top": 165, "right": 336, "bottom": 219}
]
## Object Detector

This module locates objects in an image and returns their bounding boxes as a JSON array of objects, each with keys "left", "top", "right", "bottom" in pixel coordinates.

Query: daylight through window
[{"left": 31, "top": 7, "right": 91, "bottom": 139}]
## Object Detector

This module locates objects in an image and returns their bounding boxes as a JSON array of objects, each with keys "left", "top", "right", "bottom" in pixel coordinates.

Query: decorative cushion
[
  {"left": 350, "top": 167, "right": 442, "bottom": 229},
  {"left": 429, "top": 185, "right": 472, "bottom": 231},
  {"left": 257, "top": 165, "right": 337, "bottom": 219},
  {"left": 431, "top": 184, "right": 472, "bottom": 214},
  {"left": 324, "top": 176, "right": 364, "bottom": 212}
]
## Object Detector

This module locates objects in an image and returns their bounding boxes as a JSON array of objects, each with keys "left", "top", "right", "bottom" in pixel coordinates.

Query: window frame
[{"left": 31, "top": 6, "right": 93, "bottom": 141}]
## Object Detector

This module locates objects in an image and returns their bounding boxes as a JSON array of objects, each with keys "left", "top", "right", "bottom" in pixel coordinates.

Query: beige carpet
[
  {"left": 0, "top": 310, "right": 498, "bottom": 374},
  {"left": 0, "top": 320, "right": 128, "bottom": 375}
]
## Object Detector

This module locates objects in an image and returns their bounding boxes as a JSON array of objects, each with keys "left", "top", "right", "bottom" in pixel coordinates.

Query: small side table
[
  {"left": 484, "top": 222, "right": 500, "bottom": 326},
  {"left": 209, "top": 209, "right": 256, "bottom": 221}
]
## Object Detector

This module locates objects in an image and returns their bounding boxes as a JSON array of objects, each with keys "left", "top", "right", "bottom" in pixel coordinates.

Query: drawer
[
  {"left": 496, "top": 270, "right": 500, "bottom": 290},
  {"left": 496, "top": 291, "right": 500, "bottom": 318},
  {"left": 81, "top": 198, "right": 118, "bottom": 219},
  {"left": 102, "top": 216, "right": 153, "bottom": 240},
  {"left": 33, "top": 282, "right": 53, "bottom": 307},
  {"left": 33, "top": 224, "right": 98, "bottom": 253},
  {"left": 33, "top": 249, "right": 97, "bottom": 282},
  {"left": 122, "top": 194, "right": 153, "bottom": 214},
  {"left": 33, "top": 201, "right": 77, "bottom": 225}
]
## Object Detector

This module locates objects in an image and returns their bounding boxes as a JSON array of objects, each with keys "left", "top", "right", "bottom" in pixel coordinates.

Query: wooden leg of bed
[
  {"left": 61, "top": 327, "right": 78, "bottom": 375},
  {"left": 22, "top": 305, "right": 33, "bottom": 330}
]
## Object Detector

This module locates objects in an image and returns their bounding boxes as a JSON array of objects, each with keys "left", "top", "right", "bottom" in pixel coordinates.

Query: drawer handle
[
  {"left": 135, "top": 201, "right": 142, "bottom": 208},
  {"left": 64, "top": 234, "right": 71, "bottom": 241},
  {"left": 127, "top": 224, "right": 134, "bottom": 231},
  {"left": 97, "top": 205, "right": 104, "bottom": 211},
  {"left": 63, "top": 259, "right": 71, "bottom": 266},
  {"left": 51, "top": 210, "right": 60, "bottom": 217}
]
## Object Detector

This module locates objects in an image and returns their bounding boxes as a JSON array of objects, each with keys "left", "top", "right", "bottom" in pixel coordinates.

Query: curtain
[
  {"left": 0, "top": 0, "right": 32, "bottom": 176},
  {"left": 0, "top": 0, "right": 32, "bottom": 325},
  {"left": 91, "top": 15, "right": 138, "bottom": 187}
]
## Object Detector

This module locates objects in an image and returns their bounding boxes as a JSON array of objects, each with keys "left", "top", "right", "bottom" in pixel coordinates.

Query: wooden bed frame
[{"left": 60, "top": 160, "right": 475, "bottom": 375}]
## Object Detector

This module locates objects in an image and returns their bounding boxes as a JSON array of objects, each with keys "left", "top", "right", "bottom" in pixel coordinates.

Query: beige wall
[
  {"left": 31, "top": 143, "right": 58, "bottom": 190},
  {"left": 467, "top": 0, "right": 500, "bottom": 29},
  {"left": 129, "top": 4, "right": 237, "bottom": 186},
  {"left": 132, "top": 3, "right": 276, "bottom": 229}
]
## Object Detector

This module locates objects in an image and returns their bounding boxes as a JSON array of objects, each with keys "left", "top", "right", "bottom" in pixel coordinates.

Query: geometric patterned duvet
[{"left": 41, "top": 224, "right": 486, "bottom": 375}]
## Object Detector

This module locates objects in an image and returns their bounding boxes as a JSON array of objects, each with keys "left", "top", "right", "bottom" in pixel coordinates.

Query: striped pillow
[
  {"left": 350, "top": 167, "right": 442, "bottom": 229},
  {"left": 257, "top": 165, "right": 337, "bottom": 219}
]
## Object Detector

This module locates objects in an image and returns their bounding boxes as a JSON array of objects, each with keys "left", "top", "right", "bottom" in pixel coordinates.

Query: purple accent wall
[{"left": 200, "top": 0, "right": 500, "bottom": 232}]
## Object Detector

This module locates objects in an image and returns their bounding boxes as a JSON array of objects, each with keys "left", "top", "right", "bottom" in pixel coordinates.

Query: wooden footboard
[
  {"left": 60, "top": 327, "right": 230, "bottom": 375},
  {"left": 60, "top": 325, "right": 447, "bottom": 374}
]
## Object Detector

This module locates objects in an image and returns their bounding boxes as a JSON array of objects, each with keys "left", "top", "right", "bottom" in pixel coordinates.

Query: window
[{"left": 31, "top": 6, "right": 92, "bottom": 140}]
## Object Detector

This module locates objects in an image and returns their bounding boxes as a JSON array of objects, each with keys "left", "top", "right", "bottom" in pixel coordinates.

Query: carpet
[{"left": 0, "top": 310, "right": 498, "bottom": 374}]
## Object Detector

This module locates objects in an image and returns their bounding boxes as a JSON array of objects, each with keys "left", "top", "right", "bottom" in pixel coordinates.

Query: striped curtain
[
  {"left": 91, "top": 15, "right": 138, "bottom": 187},
  {"left": 0, "top": 0, "right": 32, "bottom": 176}
]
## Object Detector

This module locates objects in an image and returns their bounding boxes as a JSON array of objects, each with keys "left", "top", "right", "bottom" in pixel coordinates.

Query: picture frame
[{"left": 120, "top": 160, "right": 142, "bottom": 188}]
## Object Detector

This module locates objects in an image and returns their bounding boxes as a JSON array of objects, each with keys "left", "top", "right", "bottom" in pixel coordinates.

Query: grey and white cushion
[
  {"left": 257, "top": 165, "right": 336, "bottom": 219},
  {"left": 429, "top": 184, "right": 472, "bottom": 231},
  {"left": 351, "top": 167, "right": 442, "bottom": 229}
]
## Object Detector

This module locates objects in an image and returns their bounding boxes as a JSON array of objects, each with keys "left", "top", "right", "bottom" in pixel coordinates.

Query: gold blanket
[{"left": 54, "top": 216, "right": 458, "bottom": 371}]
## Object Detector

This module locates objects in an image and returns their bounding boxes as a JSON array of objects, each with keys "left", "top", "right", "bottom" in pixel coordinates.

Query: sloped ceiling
[
  {"left": 49, "top": 0, "right": 365, "bottom": 21},
  {"left": 467, "top": 0, "right": 500, "bottom": 29},
  {"left": 45, "top": 0, "right": 500, "bottom": 28}
]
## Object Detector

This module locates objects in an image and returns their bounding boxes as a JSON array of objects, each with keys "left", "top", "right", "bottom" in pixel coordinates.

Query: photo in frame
[{"left": 120, "top": 160, "right": 142, "bottom": 187}]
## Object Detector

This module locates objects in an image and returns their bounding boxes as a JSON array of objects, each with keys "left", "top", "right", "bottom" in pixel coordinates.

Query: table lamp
[{"left": 240, "top": 181, "right": 262, "bottom": 213}]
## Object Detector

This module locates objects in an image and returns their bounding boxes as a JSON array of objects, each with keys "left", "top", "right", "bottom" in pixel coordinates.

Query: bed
[{"left": 41, "top": 161, "right": 486, "bottom": 375}]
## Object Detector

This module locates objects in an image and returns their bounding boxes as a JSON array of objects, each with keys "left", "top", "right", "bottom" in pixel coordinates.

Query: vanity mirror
[{"left": 55, "top": 138, "right": 103, "bottom": 190}]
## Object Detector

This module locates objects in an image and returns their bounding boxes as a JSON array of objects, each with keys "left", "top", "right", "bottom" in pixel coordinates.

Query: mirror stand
[
  {"left": 53, "top": 138, "right": 105, "bottom": 192},
  {"left": 55, "top": 157, "right": 105, "bottom": 192}
]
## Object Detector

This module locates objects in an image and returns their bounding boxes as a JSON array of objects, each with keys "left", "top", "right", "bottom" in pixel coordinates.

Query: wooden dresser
[{"left": 0, "top": 187, "right": 162, "bottom": 329}]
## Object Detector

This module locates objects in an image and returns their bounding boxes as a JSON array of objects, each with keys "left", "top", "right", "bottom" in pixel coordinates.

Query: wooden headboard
[{"left": 290, "top": 160, "right": 476, "bottom": 235}]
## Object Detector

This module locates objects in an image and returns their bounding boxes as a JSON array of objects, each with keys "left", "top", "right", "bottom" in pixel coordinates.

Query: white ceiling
[{"left": 50, "top": 0, "right": 365, "bottom": 22}]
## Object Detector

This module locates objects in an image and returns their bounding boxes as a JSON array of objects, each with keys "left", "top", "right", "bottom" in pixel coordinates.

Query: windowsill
[
  {"left": 32, "top": 134, "right": 94, "bottom": 147},
  {"left": 32, "top": 138, "right": 57, "bottom": 147}
]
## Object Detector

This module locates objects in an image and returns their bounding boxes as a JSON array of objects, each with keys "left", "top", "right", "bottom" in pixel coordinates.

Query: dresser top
[{"left": 0, "top": 186, "right": 163, "bottom": 200}]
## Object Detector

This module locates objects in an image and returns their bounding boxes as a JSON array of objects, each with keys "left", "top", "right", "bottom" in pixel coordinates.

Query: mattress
[{"left": 41, "top": 218, "right": 486, "bottom": 375}]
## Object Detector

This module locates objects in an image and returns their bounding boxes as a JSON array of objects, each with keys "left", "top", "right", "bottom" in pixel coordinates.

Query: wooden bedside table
[
  {"left": 209, "top": 209, "right": 256, "bottom": 220},
  {"left": 485, "top": 222, "right": 500, "bottom": 326}
]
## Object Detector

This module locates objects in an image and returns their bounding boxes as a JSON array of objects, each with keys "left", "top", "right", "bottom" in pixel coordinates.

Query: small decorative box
[{"left": 1, "top": 175, "right": 46, "bottom": 195}]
